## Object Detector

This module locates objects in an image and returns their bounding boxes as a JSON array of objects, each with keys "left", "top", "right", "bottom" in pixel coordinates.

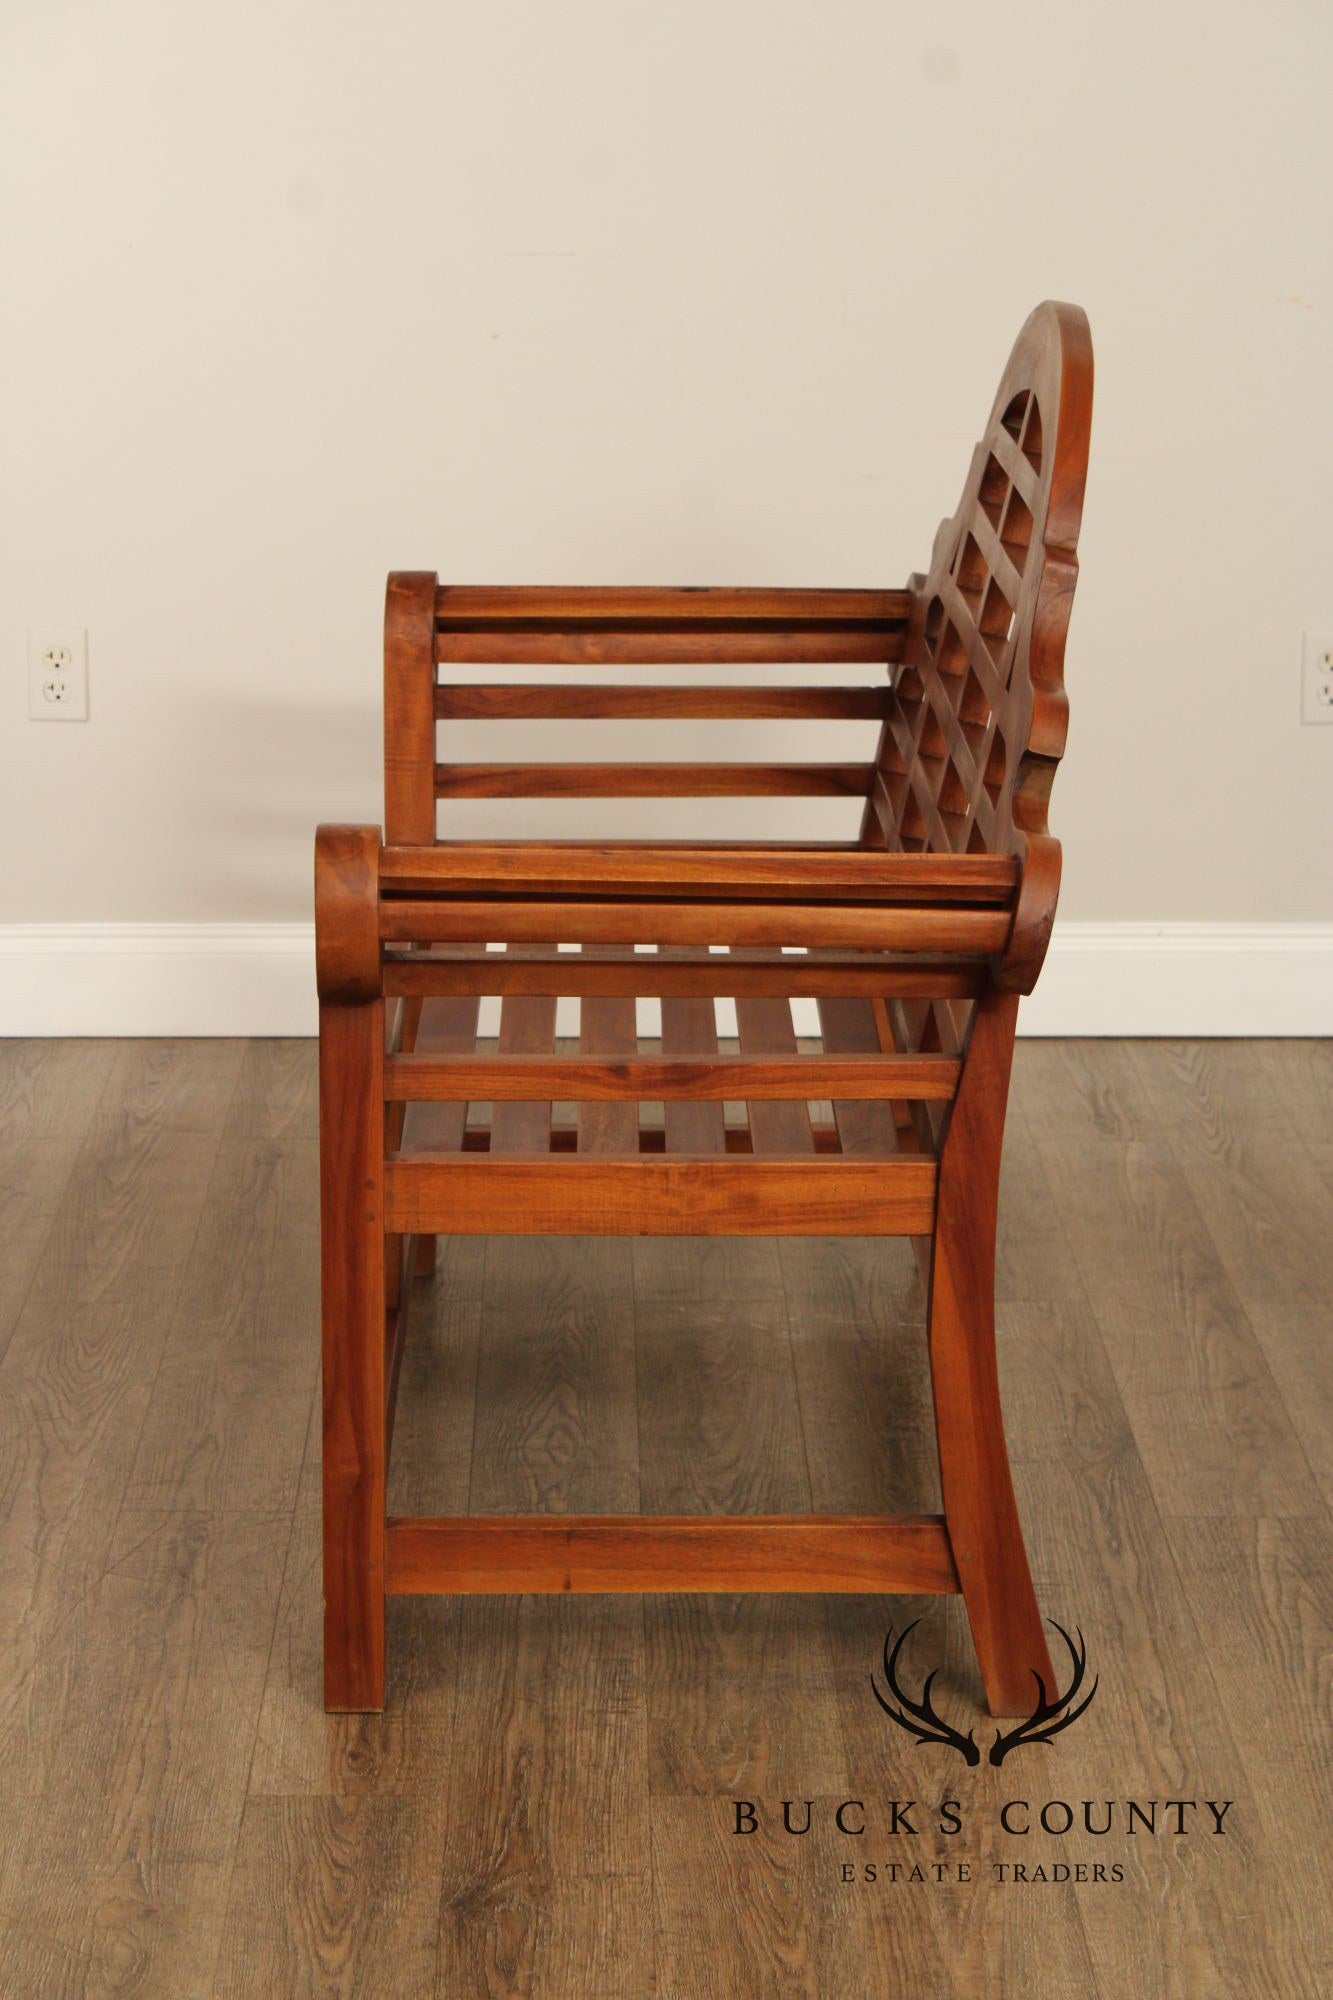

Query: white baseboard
[{"left": 0, "top": 921, "right": 1329, "bottom": 1038}]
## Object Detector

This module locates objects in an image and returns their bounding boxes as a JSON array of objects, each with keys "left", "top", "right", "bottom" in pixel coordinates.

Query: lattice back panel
[{"left": 870, "top": 303, "right": 1090, "bottom": 865}]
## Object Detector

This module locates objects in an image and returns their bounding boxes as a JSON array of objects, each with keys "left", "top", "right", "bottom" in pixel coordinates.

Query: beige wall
[{"left": 3, "top": 0, "right": 1330, "bottom": 925}]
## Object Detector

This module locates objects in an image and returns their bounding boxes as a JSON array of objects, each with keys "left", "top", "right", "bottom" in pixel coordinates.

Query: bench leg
[
  {"left": 320, "top": 998, "right": 387, "bottom": 1712},
  {"left": 927, "top": 986, "right": 1054, "bottom": 1717}
]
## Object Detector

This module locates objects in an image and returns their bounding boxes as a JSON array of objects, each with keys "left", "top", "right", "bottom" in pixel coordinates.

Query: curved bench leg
[{"left": 927, "top": 986, "right": 1053, "bottom": 1717}]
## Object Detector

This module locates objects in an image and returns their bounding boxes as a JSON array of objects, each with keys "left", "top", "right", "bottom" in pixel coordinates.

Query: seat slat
[
  {"left": 734, "top": 954, "right": 814, "bottom": 1154},
  {"left": 399, "top": 996, "right": 480, "bottom": 1152},
  {"left": 576, "top": 947, "right": 639, "bottom": 1155},
  {"left": 815, "top": 994, "right": 907, "bottom": 1158},
  {"left": 660, "top": 946, "right": 726, "bottom": 1155},
  {"left": 489, "top": 952, "right": 557, "bottom": 1155}
]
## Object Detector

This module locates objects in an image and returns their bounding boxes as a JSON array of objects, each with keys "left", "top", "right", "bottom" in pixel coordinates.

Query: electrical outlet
[
  {"left": 1301, "top": 632, "right": 1333, "bottom": 725},
  {"left": 28, "top": 626, "right": 88, "bottom": 721}
]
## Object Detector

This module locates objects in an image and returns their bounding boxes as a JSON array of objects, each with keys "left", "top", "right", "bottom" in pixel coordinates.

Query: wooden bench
[{"left": 315, "top": 300, "right": 1094, "bottom": 1714}]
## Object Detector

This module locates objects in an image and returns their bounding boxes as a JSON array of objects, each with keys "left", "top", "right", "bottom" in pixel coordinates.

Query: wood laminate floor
[{"left": 0, "top": 1037, "right": 1328, "bottom": 1998}]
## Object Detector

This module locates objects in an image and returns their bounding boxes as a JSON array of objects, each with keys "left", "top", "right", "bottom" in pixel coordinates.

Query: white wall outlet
[
  {"left": 28, "top": 626, "right": 89, "bottom": 721},
  {"left": 1301, "top": 632, "right": 1333, "bottom": 725}
]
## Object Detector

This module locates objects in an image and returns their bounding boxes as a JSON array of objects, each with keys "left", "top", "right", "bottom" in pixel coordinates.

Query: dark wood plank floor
[{"left": 0, "top": 1038, "right": 1328, "bottom": 1998}]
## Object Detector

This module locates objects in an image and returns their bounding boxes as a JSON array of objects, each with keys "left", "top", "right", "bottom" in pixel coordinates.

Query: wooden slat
[
  {"left": 386, "top": 1053, "right": 960, "bottom": 1102},
  {"left": 383, "top": 948, "right": 986, "bottom": 1001},
  {"left": 453, "top": 1123, "right": 850, "bottom": 1156},
  {"left": 380, "top": 842, "right": 1019, "bottom": 900},
  {"left": 384, "top": 1154, "right": 936, "bottom": 1235},
  {"left": 385, "top": 1512, "right": 959, "bottom": 1595},
  {"left": 577, "top": 947, "right": 639, "bottom": 1155},
  {"left": 660, "top": 946, "right": 726, "bottom": 1154},
  {"left": 435, "top": 632, "right": 903, "bottom": 665},
  {"left": 734, "top": 987, "right": 813, "bottom": 1150},
  {"left": 816, "top": 995, "right": 907, "bottom": 1158},
  {"left": 434, "top": 761, "right": 875, "bottom": 798},
  {"left": 489, "top": 953, "right": 557, "bottom": 1155},
  {"left": 379, "top": 900, "right": 1012, "bottom": 953},
  {"left": 398, "top": 996, "right": 480, "bottom": 1152},
  {"left": 435, "top": 683, "right": 894, "bottom": 721},
  {"left": 395, "top": 836, "right": 865, "bottom": 850},
  {"left": 435, "top": 585, "right": 911, "bottom": 624},
  {"left": 383, "top": 571, "right": 437, "bottom": 845}
]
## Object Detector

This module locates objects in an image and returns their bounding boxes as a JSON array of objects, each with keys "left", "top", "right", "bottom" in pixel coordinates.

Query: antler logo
[{"left": 871, "top": 1619, "right": 1097, "bottom": 1766}]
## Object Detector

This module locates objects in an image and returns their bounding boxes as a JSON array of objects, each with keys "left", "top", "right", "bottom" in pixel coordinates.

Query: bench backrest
[{"left": 381, "top": 302, "right": 1092, "bottom": 991}]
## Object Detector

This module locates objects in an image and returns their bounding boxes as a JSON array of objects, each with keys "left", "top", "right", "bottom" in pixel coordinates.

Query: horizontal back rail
[
  {"left": 435, "top": 585, "right": 910, "bottom": 665},
  {"left": 436, "top": 631, "right": 903, "bottom": 665},
  {"left": 436, "top": 586, "right": 910, "bottom": 622},
  {"left": 433, "top": 761, "right": 876, "bottom": 798},
  {"left": 435, "top": 684, "right": 894, "bottom": 721}
]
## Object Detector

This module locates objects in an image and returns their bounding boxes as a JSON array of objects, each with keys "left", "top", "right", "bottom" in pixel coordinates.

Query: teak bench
[{"left": 315, "top": 300, "right": 1093, "bottom": 1715}]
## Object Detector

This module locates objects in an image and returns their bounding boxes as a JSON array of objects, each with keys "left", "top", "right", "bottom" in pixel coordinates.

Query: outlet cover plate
[{"left": 28, "top": 626, "right": 88, "bottom": 721}]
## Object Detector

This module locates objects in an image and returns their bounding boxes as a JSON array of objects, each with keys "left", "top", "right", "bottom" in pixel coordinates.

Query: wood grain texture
[
  {"left": 384, "top": 572, "right": 438, "bottom": 846},
  {"left": 433, "top": 759, "right": 877, "bottom": 797},
  {"left": 489, "top": 964, "right": 559, "bottom": 1158},
  {"left": 926, "top": 986, "right": 1053, "bottom": 1714},
  {"left": 383, "top": 1154, "right": 936, "bottom": 1235},
  {"left": 125, "top": 1138, "right": 319, "bottom": 1514},
  {"left": 574, "top": 945, "right": 640, "bottom": 1157},
  {"left": 384, "top": 947, "right": 983, "bottom": 1002},
  {"left": 860, "top": 301, "right": 1092, "bottom": 994},
  {"left": 436, "top": 681, "right": 896, "bottom": 720},
  {"left": 319, "top": 997, "right": 387, "bottom": 1711},
  {"left": 0, "top": 1039, "right": 1327, "bottom": 1998},
  {"left": 634, "top": 1234, "right": 850, "bottom": 1803},
  {"left": 434, "top": 632, "right": 899, "bottom": 666},
  {"left": 467, "top": 1236, "right": 638, "bottom": 1518},
  {"left": 1022, "top": 1040, "right": 1321, "bottom": 1520},
  {"left": 434, "top": 584, "right": 909, "bottom": 624},
  {"left": 385, "top": 1051, "right": 960, "bottom": 1101},
  {"left": 20, "top": 1039, "right": 237, "bottom": 1311},
  {"left": 378, "top": 895, "right": 1010, "bottom": 952},
  {"left": 214, "top": 1794, "right": 449, "bottom": 1999},
  {"left": 734, "top": 967, "right": 815, "bottom": 1156},
  {"left": 660, "top": 946, "right": 727, "bottom": 1154},
  {"left": 385, "top": 1513, "right": 958, "bottom": 1595},
  {"left": 379, "top": 840, "right": 1017, "bottom": 898}
]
